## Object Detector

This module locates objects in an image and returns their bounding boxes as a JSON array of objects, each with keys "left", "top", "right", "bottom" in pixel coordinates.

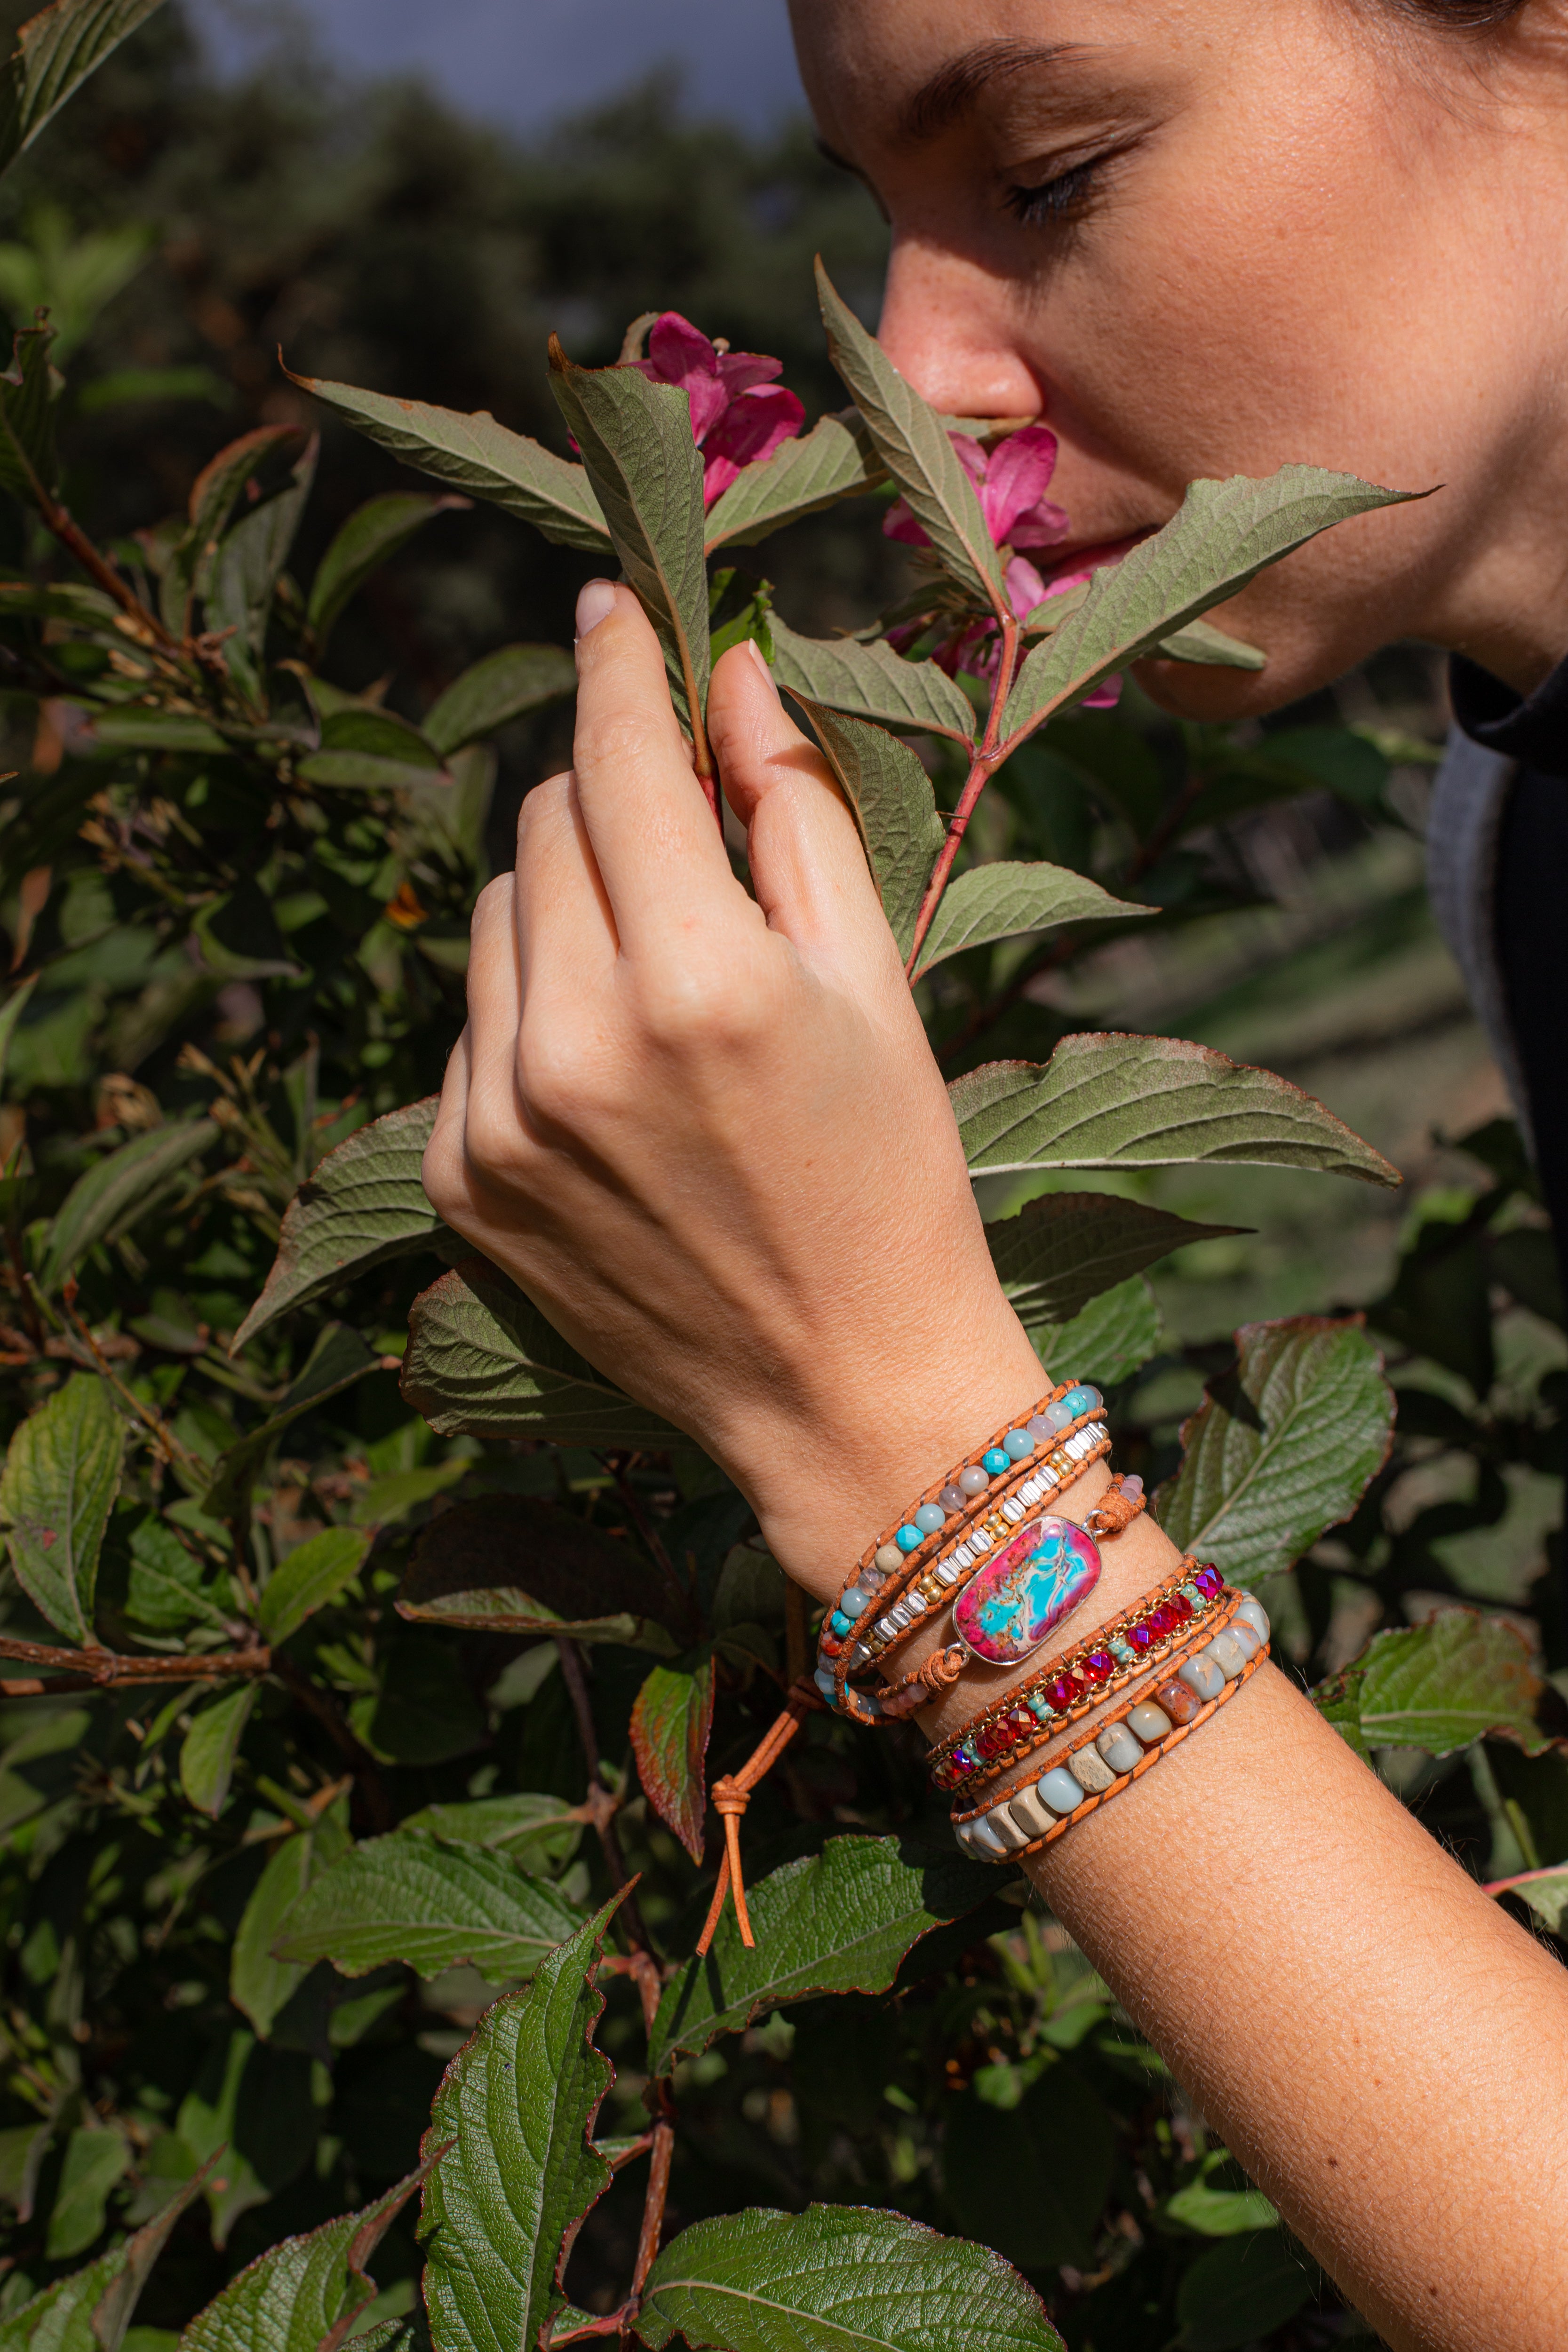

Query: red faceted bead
[
  {"left": 1082, "top": 1649, "right": 1114, "bottom": 1683},
  {"left": 1045, "top": 1673, "right": 1083, "bottom": 1711},
  {"left": 1128, "top": 1620, "right": 1154, "bottom": 1651},
  {"left": 1194, "top": 1565, "right": 1223, "bottom": 1597},
  {"left": 1146, "top": 1605, "right": 1172, "bottom": 1637},
  {"left": 976, "top": 1722, "right": 1012, "bottom": 1760},
  {"left": 1167, "top": 1591, "right": 1193, "bottom": 1622}
]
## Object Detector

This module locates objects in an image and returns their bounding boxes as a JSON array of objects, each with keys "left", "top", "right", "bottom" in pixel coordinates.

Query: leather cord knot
[{"left": 695, "top": 1677, "right": 825, "bottom": 1956}]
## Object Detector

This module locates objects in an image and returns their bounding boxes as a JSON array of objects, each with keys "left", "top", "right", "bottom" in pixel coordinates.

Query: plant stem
[
  {"left": 0, "top": 1635, "right": 270, "bottom": 1687},
  {"left": 602, "top": 1456, "right": 697, "bottom": 1639},
  {"left": 903, "top": 613, "right": 1022, "bottom": 979},
  {"left": 555, "top": 1637, "right": 652, "bottom": 1955},
  {"left": 35, "top": 494, "right": 178, "bottom": 652}
]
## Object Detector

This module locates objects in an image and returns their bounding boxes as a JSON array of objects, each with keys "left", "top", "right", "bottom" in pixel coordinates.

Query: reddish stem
[
  {"left": 903, "top": 613, "right": 1022, "bottom": 979},
  {"left": 35, "top": 494, "right": 178, "bottom": 652}
]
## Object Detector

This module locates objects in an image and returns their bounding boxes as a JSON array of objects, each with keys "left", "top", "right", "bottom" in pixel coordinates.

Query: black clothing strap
[{"left": 1451, "top": 651, "right": 1568, "bottom": 779}]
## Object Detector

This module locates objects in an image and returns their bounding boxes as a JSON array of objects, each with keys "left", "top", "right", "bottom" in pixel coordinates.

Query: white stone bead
[
  {"left": 1234, "top": 1596, "right": 1270, "bottom": 1643},
  {"left": 967, "top": 1817, "right": 1010, "bottom": 1859},
  {"left": 1007, "top": 1781, "right": 1057, "bottom": 1840},
  {"left": 1128, "top": 1700, "right": 1173, "bottom": 1746},
  {"left": 1096, "top": 1723, "right": 1143, "bottom": 1775},
  {"left": 1037, "top": 1766, "right": 1085, "bottom": 1816},
  {"left": 1226, "top": 1619, "right": 1262, "bottom": 1662},
  {"left": 1069, "top": 1747, "right": 1116, "bottom": 1795},
  {"left": 983, "top": 1805, "right": 1031, "bottom": 1854},
  {"left": 1207, "top": 1630, "right": 1247, "bottom": 1680},
  {"left": 1178, "top": 1653, "right": 1225, "bottom": 1702}
]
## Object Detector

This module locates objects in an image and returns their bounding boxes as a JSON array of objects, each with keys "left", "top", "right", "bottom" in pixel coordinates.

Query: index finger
[{"left": 565, "top": 580, "right": 737, "bottom": 954}]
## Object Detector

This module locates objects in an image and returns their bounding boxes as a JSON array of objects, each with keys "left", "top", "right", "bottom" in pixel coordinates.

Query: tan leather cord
[{"left": 696, "top": 1677, "right": 827, "bottom": 1955}]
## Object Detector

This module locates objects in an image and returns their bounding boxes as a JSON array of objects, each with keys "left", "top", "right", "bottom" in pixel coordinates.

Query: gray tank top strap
[{"left": 1426, "top": 726, "right": 1533, "bottom": 1152}]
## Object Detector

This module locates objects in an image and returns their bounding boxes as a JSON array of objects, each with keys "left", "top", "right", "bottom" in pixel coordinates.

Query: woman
[{"left": 425, "top": 4, "right": 1568, "bottom": 2345}]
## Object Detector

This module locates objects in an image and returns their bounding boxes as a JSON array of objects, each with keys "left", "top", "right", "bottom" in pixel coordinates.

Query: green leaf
[
  {"left": 0, "top": 0, "right": 170, "bottom": 177},
  {"left": 767, "top": 614, "right": 976, "bottom": 746},
  {"left": 44, "top": 2125, "right": 128, "bottom": 2261},
  {"left": 1001, "top": 468, "right": 1411, "bottom": 741},
  {"left": 1315, "top": 1612, "right": 1550, "bottom": 1762},
  {"left": 258, "top": 1526, "right": 371, "bottom": 1645},
  {"left": 0, "top": 321, "right": 56, "bottom": 505},
  {"left": 0, "top": 1372, "right": 124, "bottom": 1642},
  {"left": 1154, "top": 1316, "right": 1395, "bottom": 1583},
  {"left": 0, "top": 972, "right": 39, "bottom": 1093},
  {"left": 419, "top": 1896, "right": 624, "bottom": 2352},
  {"left": 307, "top": 491, "right": 469, "bottom": 655},
  {"left": 987, "top": 1192, "right": 1243, "bottom": 1328},
  {"left": 181, "top": 2165, "right": 427, "bottom": 2352},
  {"left": 162, "top": 424, "right": 305, "bottom": 636},
  {"left": 1030, "top": 1273, "right": 1163, "bottom": 1388},
  {"left": 177, "top": 2029, "right": 317, "bottom": 2247},
  {"left": 274, "top": 1829, "right": 583, "bottom": 1985},
  {"left": 41, "top": 1117, "right": 218, "bottom": 1292},
  {"left": 648, "top": 1835, "right": 996, "bottom": 2075},
  {"left": 0, "top": 2161, "right": 214, "bottom": 2352},
  {"left": 297, "top": 705, "right": 447, "bottom": 793},
  {"left": 423, "top": 643, "right": 577, "bottom": 757},
  {"left": 1487, "top": 1865, "right": 1568, "bottom": 1933},
  {"left": 203, "top": 1322, "right": 383, "bottom": 1519},
  {"left": 364, "top": 1633, "right": 486, "bottom": 1766},
  {"left": 402, "top": 1255, "right": 685, "bottom": 1448},
  {"left": 234, "top": 1097, "right": 447, "bottom": 1350},
  {"left": 84, "top": 709, "right": 227, "bottom": 754},
  {"left": 179, "top": 1682, "right": 258, "bottom": 1818},
  {"left": 285, "top": 368, "right": 611, "bottom": 551},
  {"left": 914, "top": 860, "right": 1145, "bottom": 978},
  {"left": 1155, "top": 616, "right": 1266, "bottom": 669},
  {"left": 1175, "top": 2233, "right": 1313, "bottom": 2352},
  {"left": 949, "top": 1034, "right": 1401, "bottom": 1185},
  {"left": 1164, "top": 2165, "right": 1279, "bottom": 2238},
  {"left": 548, "top": 342, "right": 711, "bottom": 746},
  {"left": 630, "top": 1650, "right": 715, "bottom": 1862},
  {"left": 399, "top": 1793, "right": 582, "bottom": 1874},
  {"left": 231, "top": 1817, "right": 347, "bottom": 2041},
  {"left": 397, "top": 1493, "right": 682, "bottom": 1653},
  {"left": 787, "top": 699, "right": 943, "bottom": 961},
  {"left": 205, "top": 434, "right": 316, "bottom": 703},
  {"left": 703, "top": 411, "right": 884, "bottom": 550},
  {"left": 943, "top": 2067, "right": 1116, "bottom": 2272},
  {"left": 816, "top": 261, "right": 1005, "bottom": 612},
  {"left": 636, "top": 2204, "right": 1063, "bottom": 2352}
]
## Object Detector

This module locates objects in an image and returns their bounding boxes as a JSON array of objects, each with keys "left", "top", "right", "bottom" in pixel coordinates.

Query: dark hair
[{"left": 1397, "top": 0, "right": 1526, "bottom": 22}]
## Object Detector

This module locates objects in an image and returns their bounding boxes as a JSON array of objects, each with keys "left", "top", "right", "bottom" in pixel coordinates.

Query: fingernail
[
  {"left": 745, "top": 635, "right": 780, "bottom": 697},
  {"left": 575, "top": 579, "right": 617, "bottom": 641}
]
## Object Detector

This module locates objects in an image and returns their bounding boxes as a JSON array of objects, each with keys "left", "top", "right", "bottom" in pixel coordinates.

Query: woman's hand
[{"left": 422, "top": 580, "right": 1048, "bottom": 1594}]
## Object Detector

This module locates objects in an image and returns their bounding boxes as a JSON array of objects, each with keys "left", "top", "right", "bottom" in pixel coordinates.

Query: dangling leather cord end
[
  {"left": 875, "top": 1644, "right": 966, "bottom": 1718},
  {"left": 694, "top": 1677, "right": 825, "bottom": 1956}
]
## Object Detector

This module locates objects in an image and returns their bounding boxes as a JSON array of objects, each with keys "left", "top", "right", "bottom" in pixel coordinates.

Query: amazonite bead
[
  {"left": 1096, "top": 1723, "right": 1143, "bottom": 1775},
  {"left": 958, "top": 1464, "right": 991, "bottom": 1497},
  {"left": 1178, "top": 1653, "right": 1226, "bottom": 1703},
  {"left": 813, "top": 1667, "right": 837, "bottom": 1704},
  {"left": 1207, "top": 1630, "right": 1247, "bottom": 1680},
  {"left": 1234, "top": 1596, "right": 1270, "bottom": 1643},
  {"left": 1069, "top": 1747, "right": 1115, "bottom": 1795},
  {"left": 915, "top": 1503, "right": 947, "bottom": 1536},
  {"left": 1128, "top": 1700, "right": 1173, "bottom": 1746},
  {"left": 1044, "top": 1398, "right": 1075, "bottom": 1432},
  {"left": 1008, "top": 1781, "right": 1056, "bottom": 1840},
  {"left": 1037, "top": 1766, "right": 1084, "bottom": 1816},
  {"left": 1003, "top": 1428, "right": 1035, "bottom": 1460},
  {"left": 875, "top": 1543, "right": 904, "bottom": 1576}
]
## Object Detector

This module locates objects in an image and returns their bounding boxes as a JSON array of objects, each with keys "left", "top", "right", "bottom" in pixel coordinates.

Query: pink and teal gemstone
[{"left": 952, "top": 1515, "right": 1102, "bottom": 1666}]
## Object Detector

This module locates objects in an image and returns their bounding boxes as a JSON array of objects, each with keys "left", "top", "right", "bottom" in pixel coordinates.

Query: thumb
[{"left": 708, "top": 637, "right": 901, "bottom": 985}]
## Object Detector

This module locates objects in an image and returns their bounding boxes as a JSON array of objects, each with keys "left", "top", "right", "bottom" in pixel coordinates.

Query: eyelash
[{"left": 1004, "top": 156, "right": 1107, "bottom": 228}]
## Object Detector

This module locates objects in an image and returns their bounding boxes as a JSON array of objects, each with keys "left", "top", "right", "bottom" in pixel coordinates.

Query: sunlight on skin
[{"left": 789, "top": 0, "right": 1568, "bottom": 706}]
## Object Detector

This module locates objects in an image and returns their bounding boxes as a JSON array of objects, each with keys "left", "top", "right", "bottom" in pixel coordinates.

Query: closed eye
[{"left": 1004, "top": 153, "right": 1112, "bottom": 228}]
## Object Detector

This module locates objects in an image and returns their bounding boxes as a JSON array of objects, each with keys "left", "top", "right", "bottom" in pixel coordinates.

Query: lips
[{"left": 1030, "top": 527, "right": 1157, "bottom": 588}]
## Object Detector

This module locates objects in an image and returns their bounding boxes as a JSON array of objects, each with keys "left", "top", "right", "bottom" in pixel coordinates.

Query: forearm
[{"left": 753, "top": 1339, "right": 1568, "bottom": 2352}]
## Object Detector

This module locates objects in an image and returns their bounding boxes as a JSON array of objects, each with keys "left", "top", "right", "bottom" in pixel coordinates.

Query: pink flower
[
  {"left": 629, "top": 311, "right": 804, "bottom": 507},
  {"left": 885, "top": 423, "right": 1069, "bottom": 554}
]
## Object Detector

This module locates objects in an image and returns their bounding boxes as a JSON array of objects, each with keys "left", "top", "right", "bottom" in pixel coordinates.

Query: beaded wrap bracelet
[
  {"left": 871, "top": 1474, "right": 1146, "bottom": 1723},
  {"left": 929, "top": 1557, "right": 1230, "bottom": 1793},
  {"left": 952, "top": 1591, "right": 1270, "bottom": 1859},
  {"left": 813, "top": 1381, "right": 1106, "bottom": 1710}
]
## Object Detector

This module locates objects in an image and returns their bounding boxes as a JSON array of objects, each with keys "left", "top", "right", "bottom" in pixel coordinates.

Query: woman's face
[{"left": 789, "top": 0, "right": 1568, "bottom": 709}]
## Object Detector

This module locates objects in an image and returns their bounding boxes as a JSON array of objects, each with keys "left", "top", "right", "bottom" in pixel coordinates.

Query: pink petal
[
  {"left": 1004, "top": 555, "right": 1051, "bottom": 620},
  {"left": 701, "top": 453, "right": 742, "bottom": 505},
  {"left": 983, "top": 423, "right": 1059, "bottom": 540},
  {"left": 1083, "top": 675, "right": 1122, "bottom": 708},
  {"left": 1006, "top": 499, "right": 1071, "bottom": 550},
  {"left": 716, "top": 350, "right": 785, "bottom": 394},
  {"left": 883, "top": 496, "right": 932, "bottom": 548},
  {"left": 949, "top": 434, "right": 989, "bottom": 487},
  {"left": 703, "top": 382, "right": 804, "bottom": 475},
  {"left": 645, "top": 310, "right": 720, "bottom": 388}
]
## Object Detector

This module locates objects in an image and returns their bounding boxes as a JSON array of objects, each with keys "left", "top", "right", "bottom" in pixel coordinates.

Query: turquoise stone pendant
[{"left": 952, "top": 1517, "right": 1101, "bottom": 1666}]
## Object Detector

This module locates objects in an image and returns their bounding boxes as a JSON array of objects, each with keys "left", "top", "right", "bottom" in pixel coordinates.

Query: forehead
[{"left": 786, "top": 0, "right": 1177, "bottom": 154}]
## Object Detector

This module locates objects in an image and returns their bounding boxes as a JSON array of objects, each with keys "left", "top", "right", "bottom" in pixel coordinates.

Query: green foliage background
[{"left": 0, "top": 12, "right": 1561, "bottom": 2352}]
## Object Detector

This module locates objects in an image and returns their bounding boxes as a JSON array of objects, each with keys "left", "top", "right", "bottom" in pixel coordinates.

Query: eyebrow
[{"left": 897, "top": 38, "right": 1090, "bottom": 145}]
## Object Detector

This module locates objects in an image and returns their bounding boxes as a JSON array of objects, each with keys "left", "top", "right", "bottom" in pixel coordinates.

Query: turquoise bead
[
  {"left": 830, "top": 1610, "right": 852, "bottom": 1638},
  {"left": 1061, "top": 1385, "right": 1097, "bottom": 1417},
  {"left": 896, "top": 1524, "right": 923, "bottom": 1552},
  {"left": 981, "top": 1447, "right": 1011, "bottom": 1476},
  {"left": 1003, "top": 1428, "right": 1035, "bottom": 1460}
]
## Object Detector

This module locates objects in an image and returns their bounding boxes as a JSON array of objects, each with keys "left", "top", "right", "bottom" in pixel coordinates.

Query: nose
[{"left": 877, "top": 231, "right": 1044, "bottom": 420}]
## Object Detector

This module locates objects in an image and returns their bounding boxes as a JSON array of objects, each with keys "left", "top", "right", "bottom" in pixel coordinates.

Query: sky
[{"left": 189, "top": 0, "right": 810, "bottom": 135}]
